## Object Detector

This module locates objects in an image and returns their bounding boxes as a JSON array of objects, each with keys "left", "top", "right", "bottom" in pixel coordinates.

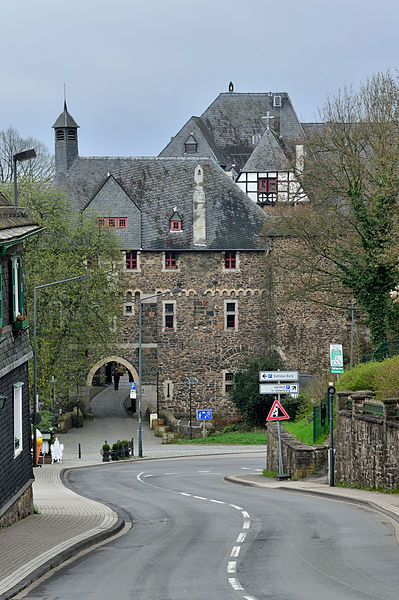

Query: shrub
[
  {"left": 336, "top": 361, "right": 380, "bottom": 392},
  {"left": 374, "top": 356, "right": 399, "bottom": 399}
]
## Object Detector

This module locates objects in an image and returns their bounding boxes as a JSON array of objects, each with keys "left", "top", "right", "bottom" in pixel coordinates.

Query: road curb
[
  {"left": 1, "top": 516, "right": 125, "bottom": 600},
  {"left": 224, "top": 475, "right": 399, "bottom": 525}
]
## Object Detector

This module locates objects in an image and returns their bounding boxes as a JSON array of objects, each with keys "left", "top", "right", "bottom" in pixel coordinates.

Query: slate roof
[
  {"left": 242, "top": 128, "right": 292, "bottom": 173},
  {"left": 52, "top": 101, "right": 79, "bottom": 129},
  {"left": 0, "top": 199, "right": 43, "bottom": 245},
  {"left": 159, "top": 91, "right": 305, "bottom": 171},
  {"left": 54, "top": 157, "right": 268, "bottom": 251}
]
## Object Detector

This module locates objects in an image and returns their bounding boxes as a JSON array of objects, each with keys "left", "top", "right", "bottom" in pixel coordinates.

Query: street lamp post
[
  {"left": 138, "top": 288, "right": 181, "bottom": 458},
  {"left": 13, "top": 149, "right": 36, "bottom": 207},
  {"left": 33, "top": 273, "right": 90, "bottom": 466},
  {"left": 183, "top": 377, "right": 199, "bottom": 439},
  {"left": 152, "top": 366, "right": 160, "bottom": 418}
]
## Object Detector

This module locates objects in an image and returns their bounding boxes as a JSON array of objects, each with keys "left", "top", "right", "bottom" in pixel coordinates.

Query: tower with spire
[{"left": 52, "top": 100, "right": 79, "bottom": 174}]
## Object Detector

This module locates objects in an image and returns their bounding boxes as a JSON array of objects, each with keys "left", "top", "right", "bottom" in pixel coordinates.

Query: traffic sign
[
  {"left": 259, "top": 371, "right": 299, "bottom": 382},
  {"left": 330, "top": 344, "right": 343, "bottom": 367},
  {"left": 266, "top": 399, "right": 290, "bottom": 421},
  {"left": 197, "top": 410, "right": 212, "bottom": 420},
  {"left": 130, "top": 382, "right": 136, "bottom": 391},
  {"left": 259, "top": 383, "right": 298, "bottom": 395},
  {"left": 330, "top": 366, "right": 344, "bottom": 374}
]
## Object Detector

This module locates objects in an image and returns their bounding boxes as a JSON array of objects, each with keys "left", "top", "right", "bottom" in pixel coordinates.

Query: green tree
[
  {"left": 15, "top": 181, "right": 124, "bottom": 403},
  {"left": 272, "top": 72, "right": 399, "bottom": 348},
  {"left": 230, "top": 351, "right": 285, "bottom": 427}
]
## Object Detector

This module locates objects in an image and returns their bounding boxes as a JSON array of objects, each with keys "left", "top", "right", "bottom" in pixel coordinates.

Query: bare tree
[
  {"left": 0, "top": 126, "right": 54, "bottom": 182},
  {"left": 272, "top": 71, "right": 399, "bottom": 348}
]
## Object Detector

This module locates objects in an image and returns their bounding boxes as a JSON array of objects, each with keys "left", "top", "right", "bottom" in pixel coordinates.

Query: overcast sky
[{"left": 1, "top": 0, "right": 398, "bottom": 157}]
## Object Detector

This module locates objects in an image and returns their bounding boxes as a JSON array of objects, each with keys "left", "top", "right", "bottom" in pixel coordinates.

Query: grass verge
[
  {"left": 335, "top": 482, "right": 399, "bottom": 494},
  {"left": 178, "top": 431, "right": 267, "bottom": 445}
]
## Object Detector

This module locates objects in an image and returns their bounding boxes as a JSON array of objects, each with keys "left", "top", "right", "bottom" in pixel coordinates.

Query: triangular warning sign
[{"left": 266, "top": 399, "right": 290, "bottom": 421}]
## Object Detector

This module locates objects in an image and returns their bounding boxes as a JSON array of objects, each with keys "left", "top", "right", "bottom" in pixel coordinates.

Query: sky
[{"left": 1, "top": 0, "right": 398, "bottom": 157}]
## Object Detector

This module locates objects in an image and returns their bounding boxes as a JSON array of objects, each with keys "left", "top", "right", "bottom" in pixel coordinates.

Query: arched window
[{"left": 67, "top": 129, "right": 76, "bottom": 141}]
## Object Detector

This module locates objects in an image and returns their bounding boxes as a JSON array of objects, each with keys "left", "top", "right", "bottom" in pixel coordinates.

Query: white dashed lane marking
[
  {"left": 231, "top": 546, "right": 241, "bottom": 557},
  {"left": 137, "top": 472, "right": 256, "bottom": 599},
  {"left": 227, "top": 561, "right": 237, "bottom": 573},
  {"left": 229, "top": 578, "right": 244, "bottom": 591}
]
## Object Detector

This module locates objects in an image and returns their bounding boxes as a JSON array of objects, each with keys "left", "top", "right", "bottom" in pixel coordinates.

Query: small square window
[
  {"left": 118, "top": 218, "right": 127, "bottom": 228},
  {"left": 226, "top": 314, "right": 235, "bottom": 329},
  {"left": 165, "top": 251, "right": 177, "bottom": 269},
  {"left": 226, "top": 302, "right": 236, "bottom": 312},
  {"left": 97, "top": 217, "right": 105, "bottom": 228},
  {"left": 125, "top": 305, "right": 133, "bottom": 313},
  {"left": 171, "top": 220, "right": 182, "bottom": 231},
  {"left": 108, "top": 218, "right": 116, "bottom": 228},
  {"left": 225, "top": 372, "right": 234, "bottom": 381}
]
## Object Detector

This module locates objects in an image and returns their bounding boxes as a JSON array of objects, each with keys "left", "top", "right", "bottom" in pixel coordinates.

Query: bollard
[
  {"left": 121, "top": 441, "right": 125, "bottom": 459},
  {"left": 78, "top": 442, "right": 81, "bottom": 459},
  {"left": 131, "top": 437, "right": 134, "bottom": 457}
]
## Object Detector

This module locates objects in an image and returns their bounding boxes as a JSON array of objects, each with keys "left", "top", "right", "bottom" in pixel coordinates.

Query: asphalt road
[{"left": 23, "top": 455, "right": 399, "bottom": 600}]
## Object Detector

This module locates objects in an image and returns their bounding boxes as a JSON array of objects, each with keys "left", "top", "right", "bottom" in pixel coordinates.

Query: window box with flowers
[{"left": 13, "top": 315, "right": 29, "bottom": 329}]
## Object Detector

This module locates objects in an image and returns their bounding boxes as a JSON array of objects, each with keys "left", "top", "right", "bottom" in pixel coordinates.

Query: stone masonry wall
[
  {"left": 267, "top": 422, "right": 327, "bottom": 478},
  {"left": 117, "top": 249, "right": 269, "bottom": 416},
  {"left": 270, "top": 237, "right": 355, "bottom": 372},
  {"left": 335, "top": 391, "right": 399, "bottom": 490}
]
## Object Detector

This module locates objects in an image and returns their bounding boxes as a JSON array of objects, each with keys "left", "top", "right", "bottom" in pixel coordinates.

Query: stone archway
[{"left": 86, "top": 356, "right": 138, "bottom": 387}]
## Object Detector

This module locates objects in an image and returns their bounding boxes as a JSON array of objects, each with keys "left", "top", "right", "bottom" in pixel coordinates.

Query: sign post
[
  {"left": 327, "top": 385, "right": 336, "bottom": 487},
  {"left": 197, "top": 409, "right": 212, "bottom": 438},
  {"left": 330, "top": 344, "right": 344, "bottom": 375},
  {"left": 261, "top": 370, "right": 298, "bottom": 478}
]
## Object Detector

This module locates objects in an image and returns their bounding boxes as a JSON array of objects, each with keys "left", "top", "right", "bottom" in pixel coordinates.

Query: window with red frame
[
  {"left": 96, "top": 217, "right": 105, "bottom": 228},
  {"left": 226, "top": 301, "right": 237, "bottom": 329},
  {"left": 118, "top": 218, "right": 127, "bottom": 228},
  {"left": 224, "top": 251, "right": 236, "bottom": 269},
  {"left": 170, "top": 220, "right": 182, "bottom": 231},
  {"left": 107, "top": 218, "right": 116, "bottom": 228},
  {"left": 258, "top": 177, "right": 277, "bottom": 193},
  {"left": 164, "top": 303, "right": 175, "bottom": 330},
  {"left": 165, "top": 251, "right": 177, "bottom": 269},
  {"left": 126, "top": 250, "right": 138, "bottom": 270}
]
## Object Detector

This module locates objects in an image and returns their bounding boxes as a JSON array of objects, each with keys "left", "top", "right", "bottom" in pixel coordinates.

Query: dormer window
[
  {"left": 171, "top": 219, "right": 182, "bottom": 231},
  {"left": 185, "top": 134, "right": 198, "bottom": 154},
  {"left": 170, "top": 208, "right": 183, "bottom": 232}
]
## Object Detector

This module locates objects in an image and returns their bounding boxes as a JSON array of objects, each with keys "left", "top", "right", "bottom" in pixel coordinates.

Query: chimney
[
  {"left": 193, "top": 165, "right": 206, "bottom": 246},
  {"left": 295, "top": 144, "right": 304, "bottom": 174}
]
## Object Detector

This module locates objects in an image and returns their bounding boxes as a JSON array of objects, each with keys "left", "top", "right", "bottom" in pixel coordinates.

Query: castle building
[
  {"left": 52, "top": 96, "right": 347, "bottom": 419},
  {"left": 52, "top": 103, "right": 270, "bottom": 418},
  {"left": 159, "top": 85, "right": 315, "bottom": 209}
]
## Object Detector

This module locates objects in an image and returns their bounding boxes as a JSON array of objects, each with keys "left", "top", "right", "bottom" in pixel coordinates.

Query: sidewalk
[
  {"left": 225, "top": 473, "right": 399, "bottom": 525},
  {"left": 1, "top": 462, "right": 399, "bottom": 599}
]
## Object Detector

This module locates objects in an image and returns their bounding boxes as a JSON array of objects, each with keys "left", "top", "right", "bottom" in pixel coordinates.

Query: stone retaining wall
[
  {"left": 335, "top": 390, "right": 399, "bottom": 490},
  {"left": 267, "top": 422, "right": 327, "bottom": 478},
  {"left": 0, "top": 481, "right": 33, "bottom": 529}
]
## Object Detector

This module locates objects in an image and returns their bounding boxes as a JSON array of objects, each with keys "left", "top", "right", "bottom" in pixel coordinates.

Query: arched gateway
[{"left": 86, "top": 356, "right": 139, "bottom": 387}]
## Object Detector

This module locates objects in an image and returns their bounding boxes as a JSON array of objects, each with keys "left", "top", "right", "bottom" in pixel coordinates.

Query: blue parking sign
[
  {"left": 130, "top": 382, "right": 136, "bottom": 391},
  {"left": 197, "top": 410, "right": 212, "bottom": 421}
]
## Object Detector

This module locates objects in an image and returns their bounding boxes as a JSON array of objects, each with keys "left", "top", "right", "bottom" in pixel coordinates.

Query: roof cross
[{"left": 262, "top": 110, "right": 274, "bottom": 130}]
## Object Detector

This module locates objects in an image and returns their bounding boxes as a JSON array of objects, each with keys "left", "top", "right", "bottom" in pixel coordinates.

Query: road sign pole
[
  {"left": 328, "top": 385, "right": 336, "bottom": 487},
  {"left": 277, "top": 382, "right": 283, "bottom": 476}
]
